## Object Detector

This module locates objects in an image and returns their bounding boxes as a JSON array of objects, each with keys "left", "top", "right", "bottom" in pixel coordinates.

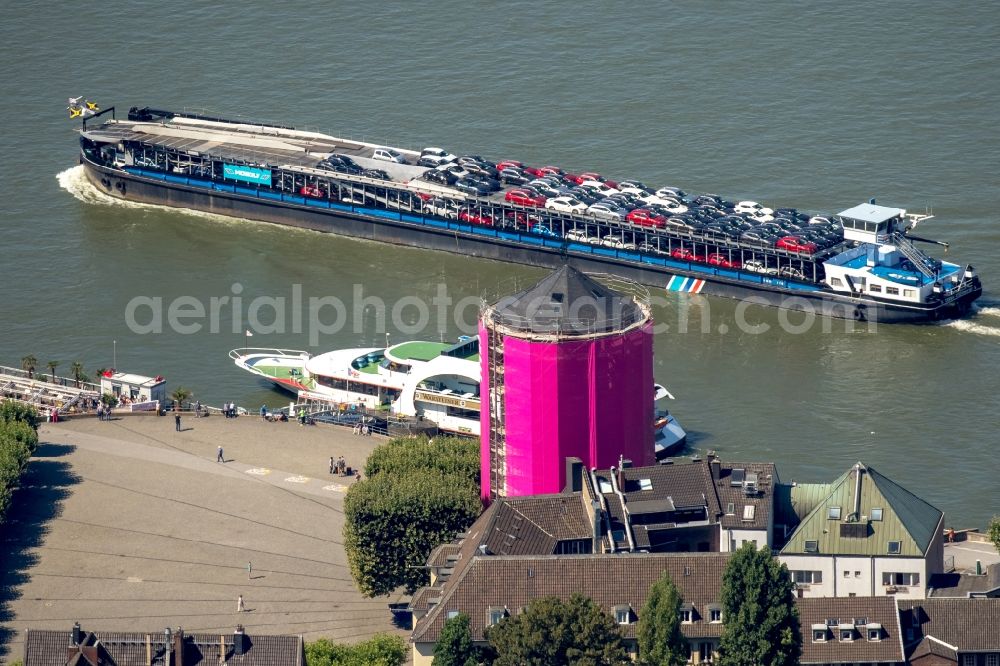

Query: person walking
[
  {"left": 217, "top": 445, "right": 225, "bottom": 463},
  {"left": 175, "top": 412, "right": 181, "bottom": 432},
  {"left": 237, "top": 594, "right": 245, "bottom": 612},
  {"left": 260, "top": 404, "right": 267, "bottom": 421},
  {"left": 247, "top": 561, "right": 252, "bottom": 579},
  {"left": 329, "top": 456, "right": 335, "bottom": 475}
]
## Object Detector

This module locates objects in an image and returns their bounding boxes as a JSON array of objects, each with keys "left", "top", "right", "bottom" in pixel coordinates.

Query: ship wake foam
[{"left": 943, "top": 319, "right": 1000, "bottom": 338}]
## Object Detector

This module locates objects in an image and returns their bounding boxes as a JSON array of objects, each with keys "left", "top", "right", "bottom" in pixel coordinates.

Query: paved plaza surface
[{"left": 0, "top": 414, "right": 405, "bottom": 661}]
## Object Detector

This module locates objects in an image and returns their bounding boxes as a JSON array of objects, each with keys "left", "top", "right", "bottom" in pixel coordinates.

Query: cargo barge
[{"left": 74, "top": 106, "right": 982, "bottom": 323}]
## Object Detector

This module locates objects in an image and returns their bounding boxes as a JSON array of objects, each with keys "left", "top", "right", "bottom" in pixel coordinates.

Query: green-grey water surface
[{"left": 1, "top": 2, "right": 997, "bottom": 526}]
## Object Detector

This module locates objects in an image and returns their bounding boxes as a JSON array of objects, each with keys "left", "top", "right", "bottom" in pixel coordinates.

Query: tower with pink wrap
[{"left": 479, "top": 266, "right": 655, "bottom": 501}]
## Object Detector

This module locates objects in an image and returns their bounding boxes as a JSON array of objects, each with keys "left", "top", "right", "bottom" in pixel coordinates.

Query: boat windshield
[{"left": 351, "top": 351, "right": 384, "bottom": 370}]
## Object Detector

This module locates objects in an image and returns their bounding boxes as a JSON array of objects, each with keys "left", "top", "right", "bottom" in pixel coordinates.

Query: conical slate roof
[{"left": 489, "top": 265, "right": 645, "bottom": 336}]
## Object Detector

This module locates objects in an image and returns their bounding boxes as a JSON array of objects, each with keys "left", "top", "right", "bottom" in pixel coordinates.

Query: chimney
[
  {"left": 173, "top": 627, "right": 184, "bottom": 666},
  {"left": 234, "top": 624, "right": 249, "bottom": 656},
  {"left": 976, "top": 560, "right": 982, "bottom": 576},
  {"left": 565, "top": 457, "right": 584, "bottom": 493},
  {"left": 71, "top": 622, "right": 82, "bottom": 646},
  {"left": 614, "top": 464, "right": 623, "bottom": 490},
  {"left": 710, "top": 458, "right": 721, "bottom": 482},
  {"left": 591, "top": 500, "right": 602, "bottom": 553}
]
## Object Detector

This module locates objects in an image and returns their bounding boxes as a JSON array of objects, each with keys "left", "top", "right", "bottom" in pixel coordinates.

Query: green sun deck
[{"left": 388, "top": 340, "right": 480, "bottom": 363}]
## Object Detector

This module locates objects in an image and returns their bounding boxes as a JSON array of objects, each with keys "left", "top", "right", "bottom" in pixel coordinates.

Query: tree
[
  {"left": 1, "top": 400, "right": 40, "bottom": 526},
  {"left": 70, "top": 361, "right": 87, "bottom": 387},
  {"left": 638, "top": 571, "right": 687, "bottom": 666},
  {"left": 20, "top": 355, "right": 37, "bottom": 379},
  {"left": 434, "top": 612, "right": 477, "bottom": 666},
  {"left": 100, "top": 392, "right": 118, "bottom": 408},
  {"left": 989, "top": 516, "right": 1000, "bottom": 556},
  {"left": 717, "top": 543, "right": 800, "bottom": 666},
  {"left": 344, "top": 469, "right": 480, "bottom": 597},
  {"left": 304, "top": 633, "right": 406, "bottom": 666},
  {"left": 46, "top": 360, "right": 60, "bottom": 383},
  {"left": 169, "top": 387, "right": 192, "bottom": 411},
  {"left": 365, "top": 436, "right": 481, "bottom": 488},
  {"left": 486, "top": 594, "right": 629, "bottom": 666}
]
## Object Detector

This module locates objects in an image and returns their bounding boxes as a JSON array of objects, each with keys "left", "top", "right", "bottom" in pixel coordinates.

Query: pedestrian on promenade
[
  {"left": 260, "top": 404, "right": 267, "bottom": 421},
  {"left": 217, "top": 445, "right": 225, "bottom": 463},
  {"left": 329, "top": 456, "right": 335, "bottom": 474},
  {"left": 237, "top": 594, "right": 245, "bottom": 612},
  {"left": 194, "top": 400, "right": 201, "bottom": 417},
  {"left": 175, "top": 412, "right": 181, "bottom": 431},
  {"left": 247, "top": 561, "right": 252, "bottom": 579}
]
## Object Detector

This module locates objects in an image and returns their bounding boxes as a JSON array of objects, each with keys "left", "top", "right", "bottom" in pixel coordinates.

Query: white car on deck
[
  {"left": 545, "top": 196, "right": 588, "bottom": 214},
  {"left": 373, "top": 147, "right": 407, "bottom": 164},
  {"left": 580, "top": 180, "right": 620, "bottom": 196},
  {"left": 418, "top": 147, "right": 457, "bottom": 167}
]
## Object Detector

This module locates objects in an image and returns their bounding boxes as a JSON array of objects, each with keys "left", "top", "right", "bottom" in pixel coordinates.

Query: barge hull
[{"left": 83, "top": 159, "right": 980, "bottom": 324}]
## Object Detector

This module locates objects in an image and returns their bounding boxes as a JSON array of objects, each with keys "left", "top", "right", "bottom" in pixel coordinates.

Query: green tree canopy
[
  {"left": 345, "top": 469, "right": 480, "bottom": 597},
  {"left": 988, "top": 516, "right": 1000, "bottom": 556},
  {"left": 638, "top": 571, "right": 687, "bottom": 666},
  {"left": 169, "top": 387, "right": 192, "bottom": 411},
  {"left": 46, "top": 360, "right": 60, "bottom": 382},
  {"left": 486, "top": 594, "right": 629, "bottom": 666},
  {"left": 717, "top": 543, "right": 801, "bottom": 666},
  {"left": 21, "top": 355, "right": 37, "bottom": 378},
  {"left": 304, "top": 633, "right": 406, "bottom": 666},
  {"left": 433, "top": 612, "right": 478, "bottom": 666},
  {"left": 364, "top": 436, "right": 480, "bottom": 487},
  {"left": 1, "top": 400, "right": 40, "bottom": 526}
]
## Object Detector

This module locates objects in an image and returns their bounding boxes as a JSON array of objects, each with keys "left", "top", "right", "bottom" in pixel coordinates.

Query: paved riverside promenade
[{"left": 0, "top": 413, "right": 404, "bottom": 660}]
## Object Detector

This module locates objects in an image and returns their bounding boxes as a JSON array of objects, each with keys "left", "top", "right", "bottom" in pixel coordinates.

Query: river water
[{"left": 1, "top": 3, "right": 997, "bottom": 527}]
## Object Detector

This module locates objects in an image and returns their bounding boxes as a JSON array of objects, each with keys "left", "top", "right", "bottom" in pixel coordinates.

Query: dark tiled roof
[
  {"left": 427, "top": 542, "right": 461, "bottom": 568},
  {"left": 714, "top": 461, "right": 777, "bottom": 531},
  {"left": 898, "top": 598, "right": 1000, "bottom": 653},
  {"left": 482, "top": 494, "right": 592, "bottom": 556},
  {"left": 928, "top": 562, "right": 1000, "bottom": 597},
  {"left": 612, "top": 463, "right": 718, "bottom": 514},
  {"left": 410, "top": 553, "right": 730, "bottom": 644},
  {"left": 25, "top": 628, "right": 303, "bottom": 666},
  {"left": 797, "top": 596, "right": 904, "bottom": 664},
  {"left": 909, "top": 635, "right": 958, "bottom": 661}
]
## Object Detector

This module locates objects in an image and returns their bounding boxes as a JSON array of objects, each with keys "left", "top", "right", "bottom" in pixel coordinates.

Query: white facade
[
  {"left": 721, "top": 527, "right": 770, "bottom": 553},
  {"left": 780, "top": 554, "right": 929, "bottom": 600}
]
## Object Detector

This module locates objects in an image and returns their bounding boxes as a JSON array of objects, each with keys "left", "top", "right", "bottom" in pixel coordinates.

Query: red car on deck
[
  {"left": 776, "top": 236, "right": 818, "bottom": 255},
  {"left": 578, "top": 172, "right": 619, "bottom": 189},
  {"left": 671, "top": 247, "right": 706, "bottom": 262},
  {"left": 708, "top": 253, "right": 742, "bottom": 269},
  {"left": 505, "top": 189, "right": 547, "bottom": 207},
  {"left": 495, "top": 160, "right": 524, "bottom": 172},
  {"left": 537, "top": 165, "right": 565, "bottom": 177},
  {"left": 626, "top": 208, "right": 667, "bottom": 228},
  {"left": 459, "top": 209, "right": 495, "bottom": 226}
]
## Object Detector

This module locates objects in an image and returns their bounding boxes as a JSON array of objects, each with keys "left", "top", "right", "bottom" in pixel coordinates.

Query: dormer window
[
  {"left": 828, "top": 506, "right": 842, "bottom": 520},
  {"left": 838, "top": 625, "right": 855, "bottom": 642},
  {"left": 887, "top": 540, "right": 901, "bottom": 555},
  {"left": 709, "top": 607, "right": 722, "bottom": 623},
  {"left": 866, "top": 623, "right": 883, "bottom": 641},
  {"left": 487, "top": 607, "right": 507, "bottom": 626},
  {"left": 804, "top": 540, "right": 818, "bottom": 553},
  {"left": 811, "top": 624, "right": 828, "bottom": 643},
  {"left": 614, "top": 604, "right": 632, "bottom": 625},
  {"left": 680, "top": 604, "right": 693, "bottom": 623}
]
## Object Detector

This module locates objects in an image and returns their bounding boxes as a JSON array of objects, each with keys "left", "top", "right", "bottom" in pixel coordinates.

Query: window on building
[
  {"left": 699, "top": 642, "right": 713, "bottom": 662},
  {"left": 812, "top": 628, "right": 827, "bottom": 642},
  {"left": 868, "top": 626, "right": 882, "bottom": 641},
  {"left": 985, "top": 654, "right": 998, "bottom": 666},
  {"left": 447, "top": 610, "right": 460, "bottom": 620},
  {"left": 830, "top": 277, "right": 843, "bottom": 286},
  {"left": 886, "top": 286, "right": 900, "bottom": 295},
  {"left": 840, "top": 628, "right": 854, "bottom": 642},
  {"left": 963, "top": 656, "right": 975, "bottom": 666},
  {"left": 710, "top": 608, "right": 722, "bottom": 623},
  {"left": 855, "top": 571, "right": 861, "bottom": 578},
  {"left": 681, "top": 608, "right": 692, "bottom": 623},
  {"left": 871, "top": 507, "right": 883, "bottom": 521},
  {"left": 844, "top": 570, "right": 850, "bottom": 578},
  {"left": 887, "top": 540, "right": 902, "bottom": 555},
  {"left": 882, "top": 572, "right": 919, "bottom": 586},
  {"left": 743, "top": 505, "right": 756, "bottom": 521},
  {"left": 828, "top": 506, "right": 842, "bottom": 520},
  {"left": 614, "top": 605, "right": 632, "bottom": 625},
  {"left": 487, "top": 607, "right": 506, "bottom": 626},
  {"left": 639, "top": 478, "right": 653, "bottom": 491},
  {"left": 805, "top": 540, "right": 819, "bottom": 553},
  {"left": 793, "top": 570, "right": 822, "bottom": 584},
  {"left": 726, "top": 502, "right": 734, "bottom": 515},
  {"left": 870, "top": 284, "right": 882, "bottom": 292}
]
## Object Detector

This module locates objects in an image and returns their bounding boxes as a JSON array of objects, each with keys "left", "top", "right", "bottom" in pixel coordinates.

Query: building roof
[
  {"left": 797, "top": 596, "right": 905, "bottom": 664},
  {"left": 837, "top": 203, "right": 904, "bottom": 224},
  {"left": 712, "top": 461, "right": 777, "bottom": 532},
  {"left": 410, "top": 553, "right": 730, "bottom": 644},
  {"left": 929, "top": 562, "right": 1000, "bottom": 598},
  {"left": 486, "top": 265, "right": 646, "bottom": 336},
  {"left": 898, "top": 598, "right": 1000, "bottom": 654},
  {"left": 908, "top": 635, "right": 958, "bottom": 662},
  {"left": 24, "top": 627, "right": 303, "bottom": 666},
  {"left": 780, "top": 462, "right": 942, "bottom": 558}
]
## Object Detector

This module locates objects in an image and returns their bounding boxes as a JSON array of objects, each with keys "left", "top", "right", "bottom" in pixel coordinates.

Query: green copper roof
[{"left": 780, "top": 462, "right": 942, "bottom": 558}]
